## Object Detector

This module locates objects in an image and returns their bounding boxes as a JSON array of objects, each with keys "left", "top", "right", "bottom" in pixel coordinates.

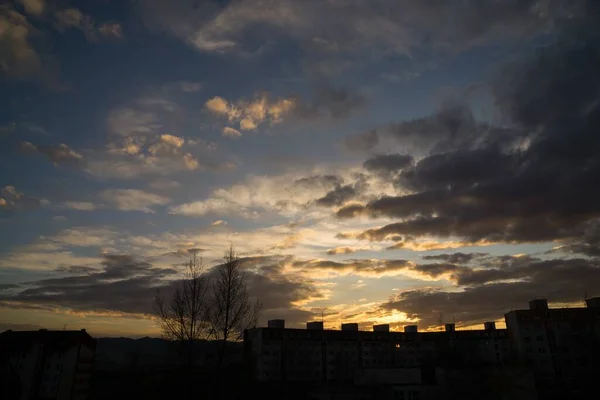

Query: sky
[{"left": 1, "top": 0, "right": 599, "bottom": 338}]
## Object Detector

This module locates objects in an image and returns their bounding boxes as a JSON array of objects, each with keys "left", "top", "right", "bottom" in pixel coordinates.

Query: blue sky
[{"left": 1, "top": 0, "right": 599, "bottom": 337}]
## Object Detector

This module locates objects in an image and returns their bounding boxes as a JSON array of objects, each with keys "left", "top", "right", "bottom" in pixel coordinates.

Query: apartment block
[{"left": 0, "top": 329, "right": 96, "bottom": 400}]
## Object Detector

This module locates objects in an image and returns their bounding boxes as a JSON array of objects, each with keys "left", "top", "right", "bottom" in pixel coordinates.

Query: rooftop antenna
[
  {"left": 438, "top": 313, "right": 444, "bottom": 331},
  {"left": 63, "top": 324, "right": 67, "bottom": 330}
]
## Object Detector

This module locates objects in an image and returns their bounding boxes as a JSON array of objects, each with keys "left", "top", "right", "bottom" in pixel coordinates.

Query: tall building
[
  {"left": 505, "top": 297, "right": 600, "bottom": 399},
  {"left": 0, "top": 329, "right": 96, "bottom": 400}
]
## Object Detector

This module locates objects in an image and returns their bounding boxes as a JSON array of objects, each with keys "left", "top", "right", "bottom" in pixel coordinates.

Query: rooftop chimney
[
  {"left": 268, "top": 319, "right": 285, "bottom": 329},
  {"left": 585, "top": 297, "right": 600, "bottom": 308},
  {"left": 529, "top": 299, "right": 548, "bottom": 311},
  {"left": 307, "top": 321, "right": 324, "bottom": 330},
  {"left": 484, "top": 322, "right": 496, "bottom": 331},
  {"left": 373, "top": 324, "right": 390, "bottom": 332},
  {"left": 341, "top": 323, "right": 359, "bottom": 331},
  {"left": 404, "top": 325, "right": 418, "bottom": 333},
  {"left": 445, "top": 323, "right": 455, "bottom": 332}
]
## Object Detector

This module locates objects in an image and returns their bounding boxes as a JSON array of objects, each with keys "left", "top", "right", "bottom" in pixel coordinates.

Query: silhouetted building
[
  {"left": 0, "top": 329, "right": 96, "bottom": 400},
  {"left": 505, "top": 297, "right": 600, "bottom": 399},
  {"left": 244, "top": 321, "right": 510, "bottom": 383}
]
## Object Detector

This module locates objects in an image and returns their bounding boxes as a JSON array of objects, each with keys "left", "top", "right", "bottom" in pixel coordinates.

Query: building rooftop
[{"left": 0, "top": 329, "right": 96, "bottom": 350}]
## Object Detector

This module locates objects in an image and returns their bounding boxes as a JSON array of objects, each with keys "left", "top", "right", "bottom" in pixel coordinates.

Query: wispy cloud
[{"left": 99, "top": 189, "right": 170, "bottom": 213}]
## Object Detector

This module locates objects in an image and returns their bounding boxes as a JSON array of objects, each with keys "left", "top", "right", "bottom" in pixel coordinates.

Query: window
[{"left": 538, "top": 348, "right": 546, "bottom": 354}]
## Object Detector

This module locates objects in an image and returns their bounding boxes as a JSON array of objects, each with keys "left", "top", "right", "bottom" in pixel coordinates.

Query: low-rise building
[{"left": 0, "top": 329, "right": 96, "bottom": 400}]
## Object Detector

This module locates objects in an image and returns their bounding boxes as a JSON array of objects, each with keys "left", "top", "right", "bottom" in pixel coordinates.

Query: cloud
[
  {"left": 1, "top": 254, "right": 178, "bottom": 315},
  {"left": 54, "top": 8, "right": 96, "bottom": 39},
  {"left": 382, "top": 256, "right": 600, "bottom": 329},
  {"left": 169, "top": 170, "right": 353, "bottom": 218},
  {"left": 63, "top": 201, "right": 98, "bottom": 211},
  {"left": 315, "top": 185, "right": 357, "bottom": 207},
  {"left": 54, "top": 8, "right": 124, "bottom": 42},
  {"left": 137, "top": 0, "right": 582, "bottom": 56},
  {"left": 325, "top": 247, "right": 367, "bottom": 255},
  {"left": 18, "top": 0, "right": 44, "bottom": 16},
  {"left": 294, "top": 86, "right": 366, "bottom": 120},
  {"left": 421, "top": 252, "right": 488, "bottom": 264},
  {"left": 99, "top": 189, "right": 170, "bottom": 213},
  {"left": 222, "top": 126, "right": 242, "bottom": 138},
  {"left": 205, "top": 94, "right": 295, "bottom": 131},
  {"left": 344, "top": 130, "right": 379, "bottom": 152},
  {"left": 0, "top": 253, "right": 323, "bottom": 327},
  {"left": 97, "top": 22, "right": 124, "bottom": 39},
  {"left": 21, "top": 141, "right": 84, "bottom": 167},
  {"left": 148, "top": 179, "right": 180, "bottom": 191},
  {"left": 338, "top": 16, "right": 600, "bottom": 252},
  {"left": 0, "top": 5, "right": 51, "bottom": 84},
  {"left": 0, "top": 226, "right": 117, "bottom": 271},
  {"left": 0, "top": 186, "right": 44, "bottom": 211},
  {"left": 107, "top": 106, "right": 163, "bottom": 137},
  {"left": 363, "top": 154, "right": 413, "bottom": 174},
  {"left": 79, "top": 97, "right": 232, "bottom": 179},
  {"left": 211, "top": 220, "right": 227, "bottom": 226}
]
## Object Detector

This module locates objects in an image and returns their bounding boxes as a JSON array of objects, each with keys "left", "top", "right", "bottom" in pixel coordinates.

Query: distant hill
[{"left": 94, "top": 337, "right": 242, "bottom": 371}]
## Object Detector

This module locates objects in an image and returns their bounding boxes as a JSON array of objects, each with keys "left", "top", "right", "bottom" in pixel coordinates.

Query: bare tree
[
  {"left": 209, "top": 245, "right": 262, "bottom": 365},
  {"left": 153, "top": 254, "right": 210, "bottom": 366}
]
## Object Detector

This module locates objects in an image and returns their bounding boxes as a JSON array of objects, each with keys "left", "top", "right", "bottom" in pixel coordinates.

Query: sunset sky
[{"left": 1, "top": 0, "right": 599, "bottom": 337}]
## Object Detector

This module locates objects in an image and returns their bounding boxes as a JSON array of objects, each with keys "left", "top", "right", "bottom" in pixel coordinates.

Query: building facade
[
  {"left": 505, "top": 298, "right": 600, "bottom": 399},
  {"left": 0, "top": 329, "right": 96, "bottom": 400},
  {"left": 244, "top": 320, "right": 509, "bottom": 384}
]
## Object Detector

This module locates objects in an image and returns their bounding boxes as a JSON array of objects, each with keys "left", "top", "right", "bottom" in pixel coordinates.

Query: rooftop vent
[
  {"left": 307, "top": 321, "right": 324, "bottom": 330},
  {"left": 484, "top": 322, "right": 496, "bottom": 331},
  {"left": 529, "top": 299, "right": 548, "bottom": 311},
  {"left": 267, "top": 319, "right": 285, "bottom": 329},
  {"left": 404, "top": 325, "right": 418, "bottom": 333},
  {"left": 341, "top": 323, "right": 359, "bottom": 331}
]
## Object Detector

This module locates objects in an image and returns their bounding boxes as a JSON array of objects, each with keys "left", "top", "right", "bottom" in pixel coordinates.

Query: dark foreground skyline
[{"left": 1, "top": 0, "right": 600, "bottom": 337}]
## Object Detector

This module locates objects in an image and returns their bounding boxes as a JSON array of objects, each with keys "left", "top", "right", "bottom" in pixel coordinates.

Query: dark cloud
[
  {"left": 293, "top": 258, "right": 414, "bottom": 276},
  {"left": 1, "top": 254, "right": 322, "bottom": 328},
  {"left": 54, "top": 266, "right": 98, "bottom": 274},
  {"left": 21, "top": 141, "right": 84, "bottom": 167},
  {"left": 397, "top": 149, "right": 513, "bottom": 191},
  {"left": 294, "top": 86, "right": 366, "bottom": 120},
  {"left": 341, "top": 15, "right": 600, "bottom": 250},
  {"left": 344, "top": 130, "right": 379, "bottom": 152},
  {"left": 137, "top": 0, "right": 587, "bottom": 57},
  {"left": 3, "top": 254, "right": 179, "bottom": 315},
  {"left": 0, "top": 284, "right": 20, "bottom": 291},
  {"left": 336, "top": 204, "right": 366, "bottom": 219},
  {"left": 294, "top": 174, "right": 342, "bottom": 189},
  {"left": 383, "top": 256, "right": 600, "bottom": 329},
  {"left": 422, "top": 252, "right": 487, "bottom": 264},
  {"left": 315, "top": 185, "right": 357, "bottom": 207},
  {"left": 363, "top": 154, "right": 413, "bottom": 174}
]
